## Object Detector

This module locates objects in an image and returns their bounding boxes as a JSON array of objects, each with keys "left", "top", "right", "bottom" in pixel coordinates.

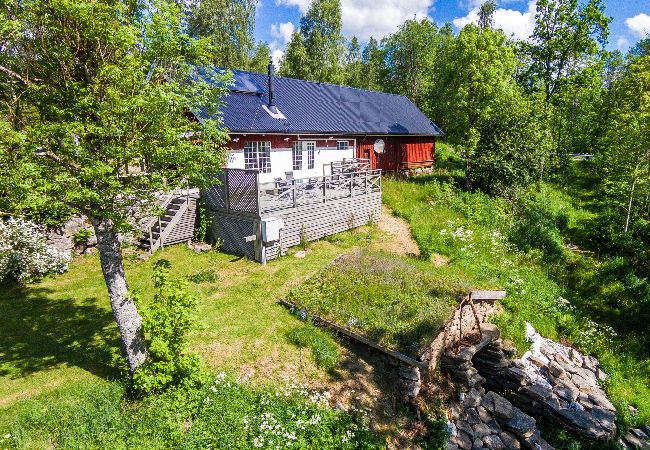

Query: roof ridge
[{"left": 228, "top": 68, "right": 407, "bottom": 99}]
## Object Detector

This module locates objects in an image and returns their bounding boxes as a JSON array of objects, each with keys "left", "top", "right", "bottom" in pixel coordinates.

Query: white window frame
[
  {"left": 292, "top": 141, "right": 302, "bottom": 170},
  {"left": 244, "top": 141, "right": 271, "bottom": 173},
  {"left": 337, "top": 140, "right": 349, "bottom": 151},
  {"left": 306, "top": 141, "right": 315, "bottom": 169}
]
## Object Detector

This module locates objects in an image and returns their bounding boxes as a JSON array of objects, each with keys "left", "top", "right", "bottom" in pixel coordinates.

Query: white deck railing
[{"left": 205, "top": 164, "right": 381, "bottom": 216}]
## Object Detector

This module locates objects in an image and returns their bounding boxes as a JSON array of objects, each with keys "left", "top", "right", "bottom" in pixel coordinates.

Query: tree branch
[
  {"left": 34, "top": 149, "right": 81, "bottom": 173},
  {"left": 0, "top": 65, "right": 30, "bottom": 85}
]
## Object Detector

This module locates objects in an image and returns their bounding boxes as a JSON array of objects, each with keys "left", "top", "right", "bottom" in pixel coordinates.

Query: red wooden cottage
[
  {"left": 173, "top": 63, "right": 445, "bottom": 262},
  {"left": 193, "top": 63, "right": 444, "bottom": 179}
]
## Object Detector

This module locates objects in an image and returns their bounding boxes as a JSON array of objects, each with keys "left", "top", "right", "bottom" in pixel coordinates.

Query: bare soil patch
[{"left": 374, "top": 206, "right": 420, "bottom": 256}]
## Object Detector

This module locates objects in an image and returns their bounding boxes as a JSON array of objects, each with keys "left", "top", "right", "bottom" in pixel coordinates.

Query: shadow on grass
[
  {"left": 0, "top": 280, "right": 122, "bottom": 380},
  {"left": 328, "top": 337, "right": 447, "bottom": 447}
]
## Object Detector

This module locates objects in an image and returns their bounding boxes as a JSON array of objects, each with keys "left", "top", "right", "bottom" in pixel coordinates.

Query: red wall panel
[
  {"left": 356, "top": 136, "right": 436, "bottom": 171},
  {"left": 227, "top": 134, "right": 435, "bottom": 172}
]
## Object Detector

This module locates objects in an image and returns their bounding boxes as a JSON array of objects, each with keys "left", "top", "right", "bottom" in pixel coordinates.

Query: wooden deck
[{"left": 205, "top": 163, "right": 382, "bottom": 262}]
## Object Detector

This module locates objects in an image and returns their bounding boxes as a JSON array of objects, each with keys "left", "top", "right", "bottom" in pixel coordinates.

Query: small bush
[
  {"left": 193, "top": 199, "right": 211, "bottom": 242},
  {"left": 134, "top": 259, "right": 205, "bottom": 394},
  {"left": 72, "top": 228, "right": 93, "bottom": 245},
  {"left": 0, "top": 217, "right": 71, "bottom": 283},
  {"left": 509, "top": 194, "right": 567, "bottom": 261},
  {"left": 287, "top": 324, "right": 340, "bottom": 370},
  {"left": 299, "top": 224, "right": 308, "bottom": 250}
]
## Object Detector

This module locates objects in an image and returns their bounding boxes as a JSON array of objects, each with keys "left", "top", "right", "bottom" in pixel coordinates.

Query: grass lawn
[
  {"left": 0, "top": 229, "right": 377, "bottom": 429},
  {"left": 286, "top": 251, "right": 455, "bottom": 355}
]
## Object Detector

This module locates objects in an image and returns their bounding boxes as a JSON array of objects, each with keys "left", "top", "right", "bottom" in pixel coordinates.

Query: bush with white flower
[
  {"left": 0, "top": 217, "right": 71, "bottom": 283},
  {"left": 183, "top": 373, "right": 380, "bottom": 449}
]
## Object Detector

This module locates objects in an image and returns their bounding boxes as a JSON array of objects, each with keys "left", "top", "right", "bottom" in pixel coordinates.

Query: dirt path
[{"left": 374, "top": 206, "right": 420, "bottom": 256}]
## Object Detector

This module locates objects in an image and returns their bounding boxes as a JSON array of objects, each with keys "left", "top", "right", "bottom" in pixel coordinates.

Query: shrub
[
  {"left": 509, "top": 194, "right": 567, "bottom": 260},
  {"left": 287, "top": 324, "right": 340, "bottom": 370},
  {"left": 193, "top": 198, "right": 211, "bottom": 242},
  {"left": 134, "top": 259, "right": 205, "bottom": 394},
  {"left": 72, "top": 228, "right": 93, "bottom": 245},
  {"left": 0, "top": 217, "right": 71, "bottom": 283}
]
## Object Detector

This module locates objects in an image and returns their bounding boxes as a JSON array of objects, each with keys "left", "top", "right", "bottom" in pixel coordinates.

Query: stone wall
[
  {"left": 447, "top": 387, "right": 553, "bottom": 449},
  {"left": 415, "top": 294, "right": 650, "bottom": 450},
  {"left": 47, "top": 215, "right": 97, "bottom": 255},
  {"left": 441, "top": 322, "right": 618, "bottom": 443}
]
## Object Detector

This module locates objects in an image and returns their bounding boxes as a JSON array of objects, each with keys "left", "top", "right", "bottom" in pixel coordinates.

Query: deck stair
[{"left": 140, "top": 189, "right": 199, "bottom": 253}]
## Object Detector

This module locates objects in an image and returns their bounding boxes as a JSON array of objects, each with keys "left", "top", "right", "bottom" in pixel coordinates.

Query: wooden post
[
  {"left": 158, "top": 216, "right": 163, "bottom": 249},
  {"left": 224, "top": 170, "right": 230, "bottom": 212},
  {"left": 292, "top": 179, "right": 296, "bottom": 208},
  {"left": 256, "top": 171, "right": 261, "bottom": 214},
  {"left": 467, "top": 292, "right": 483, "bottom": 339},
  {"left": 323, "top": 176, "right": 327, "bottom": 203}
]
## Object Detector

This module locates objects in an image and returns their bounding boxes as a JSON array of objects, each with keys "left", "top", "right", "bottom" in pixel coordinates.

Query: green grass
[
  {"left": 381, "top": 167, "right": 650, "bottom": 428},
  {"left": 0, "top": 374, "right": 381, "bottom": 449},
  {"left": 0, "top": 232, "right": 377, "bottom": 429},
  {"left": 286, "top": 324, "right": 340, "bottom": 370},
  {"left": 287, "top": 251, "right": 456, "bottom": 355}
]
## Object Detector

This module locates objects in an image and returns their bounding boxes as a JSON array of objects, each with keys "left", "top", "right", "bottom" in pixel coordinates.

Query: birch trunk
[{"left": 91, "top": 216, "right": 148, "bottom": 374}]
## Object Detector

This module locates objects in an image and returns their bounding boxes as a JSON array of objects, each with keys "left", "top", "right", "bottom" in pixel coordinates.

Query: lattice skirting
[
  {"left": 209, "top": 215, "right": 256, "bottom": 260},
  {"left": 208, "top": 192, "right": 381, "bottom": 262}
]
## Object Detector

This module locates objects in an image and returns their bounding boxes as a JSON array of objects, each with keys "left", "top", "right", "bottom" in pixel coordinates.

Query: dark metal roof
[{"left": 193, "top": 68, "right": 444, "bottom": 136}]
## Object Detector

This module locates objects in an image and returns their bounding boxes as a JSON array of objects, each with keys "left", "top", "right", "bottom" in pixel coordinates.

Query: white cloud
[
  {"left": 270, "top": 22, "right": 296, "bottom": 47},
  {"left": 453, "top": 0, "right": 536, "bottom": 41},
  {"left": 269, "top": 22, "right": 296, "bottom": 66},
  {"left": 341, "top": 0, "right": 432, "bottom": 41},
  {"left": 616, "top": 36, "right": 630, "bottom": 50},
  {"left": 275, "top": 0, "right": 310, "bottom": 14},
  {"left": 452, "top": 8, "right": 478, "bottom": 29},
  {"left": 625, "top": 13, "right": 650, "bottom": 38},
  {"left": 271, "top": 49, "right": 285, "bottom": 68},
  {"left": 276, "top": 0, "right": 434, "bottom": 42}
]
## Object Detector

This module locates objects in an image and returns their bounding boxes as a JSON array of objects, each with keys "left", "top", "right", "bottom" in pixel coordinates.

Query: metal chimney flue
[{"left": 267, "top": 58, "right": 277, "bottom": 113}]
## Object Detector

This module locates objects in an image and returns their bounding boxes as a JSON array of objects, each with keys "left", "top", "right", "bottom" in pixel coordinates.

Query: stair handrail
[
  {"left": 150, "top": 196, "right": 191, "bottom": 253},
  {"left": 142, "top": 193, "right": 175, "bottom": 232}
]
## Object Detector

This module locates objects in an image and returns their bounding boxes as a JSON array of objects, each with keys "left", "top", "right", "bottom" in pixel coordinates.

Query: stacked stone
[
  {"left": 440, "top": 324, "right": 502, "bottom": 389},
  {"left": 47, "top": 215, "right": 97, "bottom": 255},
  {"left": 400, "top": 167, "right": 435, "bottom": 178},
  {"left": 620, "top": 427, "right": 650, "bottom": 449},
  {"left": 447, "top": 389, "right": 553, "bottom": 450},
  {"left": 439, "top": 321, "right": 639, "bottom": 447},
  {"left": 398, "top": 365, "right": 422, "bottom": 399},
  {"left": 476, "top": 337, "right": 617, "bottom": 440}
]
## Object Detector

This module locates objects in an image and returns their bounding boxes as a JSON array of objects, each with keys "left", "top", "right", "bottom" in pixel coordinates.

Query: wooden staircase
[{"left": 141, "top": 190, "right": 199, "bottom": 253}]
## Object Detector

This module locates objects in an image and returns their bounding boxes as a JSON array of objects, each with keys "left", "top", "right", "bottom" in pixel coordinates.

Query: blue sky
[{"left": 253, "top": 0, "right": 650, "bottom": 61}]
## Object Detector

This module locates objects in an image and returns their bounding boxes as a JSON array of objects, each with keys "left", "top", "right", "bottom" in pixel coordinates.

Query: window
[
  {"left": 244, "top": 141, "right": 271, "bottom": 173},
  {"left": 292, "top": 141, "right": 302, "bottom": 170},
  {"left": 337, "top": 141, "right": 349, "bottom": 151},
  {"left": 306, "top": 141, "right": 315, "bottom": 169}
]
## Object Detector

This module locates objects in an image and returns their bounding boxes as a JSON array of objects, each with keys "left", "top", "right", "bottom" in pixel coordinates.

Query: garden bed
[{"left": 286, "top": 251, "right": 456, "bottom": 356}]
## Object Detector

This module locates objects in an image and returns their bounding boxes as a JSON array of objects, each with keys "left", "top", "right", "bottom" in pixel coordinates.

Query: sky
[{"left": 253, "top": 0, "right": 650, "bottom": 63}]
